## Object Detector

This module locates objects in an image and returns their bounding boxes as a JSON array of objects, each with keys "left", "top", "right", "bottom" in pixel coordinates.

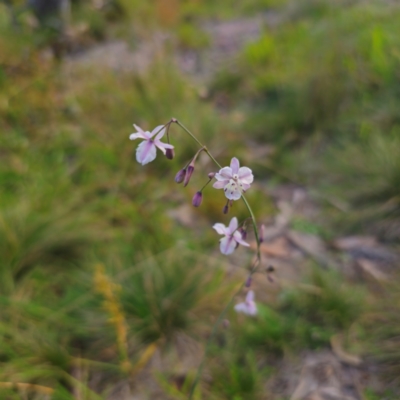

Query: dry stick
[{"left": 173, "top": 119, "right": 261, "bottom": 399}]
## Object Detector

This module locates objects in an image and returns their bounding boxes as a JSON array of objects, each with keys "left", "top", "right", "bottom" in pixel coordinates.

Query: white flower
[
  {"left": 213, "top": 157, "right": 254, "bottom": 200},
  {"left": 213, "top": 217, "right": 250, "bottom": 255},
  {"left": 234, "top": 290, "right": 257, "bottom": 316},
  {"left": 129, "top": 124, "right": 174, "bottom": 165}
]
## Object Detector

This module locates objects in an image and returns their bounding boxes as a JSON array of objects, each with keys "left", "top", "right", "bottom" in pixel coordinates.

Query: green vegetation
[{"left": 0, "top": 0, "right": 400, "bottom": 398}]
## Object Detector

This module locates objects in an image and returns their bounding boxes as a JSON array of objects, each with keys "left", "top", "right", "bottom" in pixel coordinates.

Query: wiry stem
[
  {"left": 173, "top": 119, "right": 262, "bottom": 399},
  {"left": 174, "top": 120, "right": 222, "bottom": 169}
]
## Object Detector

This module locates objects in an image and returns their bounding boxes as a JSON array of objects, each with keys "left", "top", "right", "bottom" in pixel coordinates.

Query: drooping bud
[
  {"left": 192, "top": 191, "right": 203, "bottom": 207},
  {"left": 222, "top": 204, "right": 229, "bottom": 214},
  {"left": 208, "top": 172, "right": 215, "bottom": 180},
  {"left": 183, "top": 164, "right": 194, "bottom": 187},
  {"left": 222, "top": 319, "right": 230, "bottom": 329},
  {"left": 175, "top": 168, "right": 186, "bottom": 184},
  {"left": 259, "top": 224, "right": 265, "bottom": 243},
  {"left": 266, "top": 265, "right": 275, "bottom": 283},
  {"left": 239, "top": 228, "right": 247, "bottom": 241},
  {"left": 245, "top": 276, "right": 252, "bottom": 288},
  {"left": 165, "top": 148, "right": 174, "bottom": 160}
]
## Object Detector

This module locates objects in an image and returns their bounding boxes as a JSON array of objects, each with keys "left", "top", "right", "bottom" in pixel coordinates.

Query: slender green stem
[
  {"left": 241, "top": 195, "right": 261, "bottom": 263},
  {"left": 174, "top": 120, "right": 222, "bottom": 169},
  {"left": 174, "top": 119, "right": 262, "bottom": 399},
  {"left": 199, "top": 178, "right": 212, "bottom": 192},
  {"left": 174, "top": 119, "right": 260, "bottom": 262}
]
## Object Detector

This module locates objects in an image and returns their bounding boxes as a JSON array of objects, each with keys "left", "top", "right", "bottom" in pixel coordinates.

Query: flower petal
[
  {"left": 228, "top": 217, "right": 238, "bottom": 233},
  {"left": 234, "top": 302, "right": 248, "bottom": 314},
  {"left": 220, "top": 236, "right": 236, "bottom": 255},
  {"left": 151, "top": 125, "right": 165, "bottom": 139},
  {"left": 224, "top": 180, "right": 242, "bottom": 201},
  {"left": 154, "top": 140, "right": 174, "bottom": 154},
  {"left": 235, "top": 291, "right": 257, "bottom": 315},
  {"left": 238, "top": 167, "right": 254, "bottom": 184},
  {"left": 241, "top": 183, "right": 251, "bottom": 192},
  {"left": 215, "top": 167, "right": 233, "bottom": 180},
  {"left": 129, "top": 132, "right": 148, "bottom": 140},
  {"left": 230, "top": 157, "right": 240, "bottom": 174},
  {"left": 233, "top": 231, "right": 250, "bottom": 247},
  {"left": 246, "top": 302, "right": 257, "bottom": 316},
  {"left": 133, "top": 124, "right": 151, "bottom": 139},
  {"left": 213, "top": 181, "right": 226, "bottom": 189},
  {"left": 213, "top": 223, "right": 228, "bottom": 235},
  {"left": 136, "top": 140, "right": 157, "bottom": 165},
  {"left": 246, "top": 290, "right": 255, "bottom": 303}
]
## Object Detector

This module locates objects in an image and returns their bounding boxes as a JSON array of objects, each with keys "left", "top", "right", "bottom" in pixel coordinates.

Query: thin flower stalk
[
  {"left": 129, "top": 118, "right": 263, "bottom": 399},
  {"left": 173, "top": 119, "right": 261, "bottom": 263},
  {"left": 169, "top": 119, "right": 262, "bottom": 400}
]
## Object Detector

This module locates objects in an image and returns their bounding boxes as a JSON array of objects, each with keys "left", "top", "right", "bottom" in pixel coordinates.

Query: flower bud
[
  {"left": 245, "top": 277, "right": 252, "bottom": 288},
  {"left": 165, "top": 148, "right": 174, "bottom": 160},
  {"left": 175, "top": 168, "right": 186, "bottom": 184},
  {"left": 183, "top": 165, "right": 194, "bottom": 187},
  {"left": 223, "top": 204, "right": 229, "bottom": 214},
  {"left": 266, "top": 265, "right": 275, "bottom": 284},
  {"left": 208, "top": 172, "right": 215, "bottom": 179},
  {"left": 192, "top": 191, "right": 203, "bottom": 207},
  {"left": 222, "top": 319, "right": 230, "bottom": 329},
  {"left": 239, "top": 228, "right": 247, "bottom": 241}
]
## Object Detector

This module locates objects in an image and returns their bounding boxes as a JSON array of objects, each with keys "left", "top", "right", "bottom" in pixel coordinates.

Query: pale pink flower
[
  {"left": 213, "top": 217, "right": 250, "bottom": 255},
  {"left": 129, "top": 124, "right": 174, "bottom": 165},
  {"left": 234, "top": 290, "right": 257, "bottom": 316},
  {"left": 213, "top": 157, "right": 254, "bottom": 200}
]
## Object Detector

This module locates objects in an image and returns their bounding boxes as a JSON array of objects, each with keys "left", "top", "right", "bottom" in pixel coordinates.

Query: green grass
[
  {"left": 232, "top": 267, "right": 365, "bottom": 354},
  {"left": 0, "top": 0, "right": 400, "bottom": 397}
]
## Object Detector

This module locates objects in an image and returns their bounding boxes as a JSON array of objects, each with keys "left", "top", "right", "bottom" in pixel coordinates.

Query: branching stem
[{"left": 173, "top": 119, "right": 262, "bottom": 399}]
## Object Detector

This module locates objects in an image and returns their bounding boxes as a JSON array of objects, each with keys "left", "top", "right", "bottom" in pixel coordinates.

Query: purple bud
[
  {"left": 223, "top": 204, "right": 229, "bottom": 214},
  {"left": 222, "top": 319, "right": 230, "bottom": 329},
  {"left": 239, "top": 228, "right": 247, "bottom": 241},
  {"left": 245, "top": 277, "right": 252, "bottom": 288},
  {"left": 165, "top": 148, "right": 175, "bottom": 160},
  {"left": 208, "top": 172, "right": 215, "bottom": 179},
  {"left": 259, "top": 224, "right": 265, "bottom": 243},
  {"left": 192, "top": 191, "right": 203, "bottom": 207},
  {"left": 183, "top": 165, "right": 194, "bottom": 187},
  {"left": 266, "top": 265, "right": 275, "bottom": 284},
  {"left": 175, "top": 168, "right": 186, "bottom": 184}
]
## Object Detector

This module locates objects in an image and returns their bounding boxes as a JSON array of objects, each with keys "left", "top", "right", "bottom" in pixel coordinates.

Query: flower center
[{"left": 232, "top": 174, "right": 239, "bottom": 180}]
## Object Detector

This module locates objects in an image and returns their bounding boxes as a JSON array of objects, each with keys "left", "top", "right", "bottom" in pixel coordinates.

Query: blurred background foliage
[{"left": 0, "top": 0, "right": 400, "bottom": 398}]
